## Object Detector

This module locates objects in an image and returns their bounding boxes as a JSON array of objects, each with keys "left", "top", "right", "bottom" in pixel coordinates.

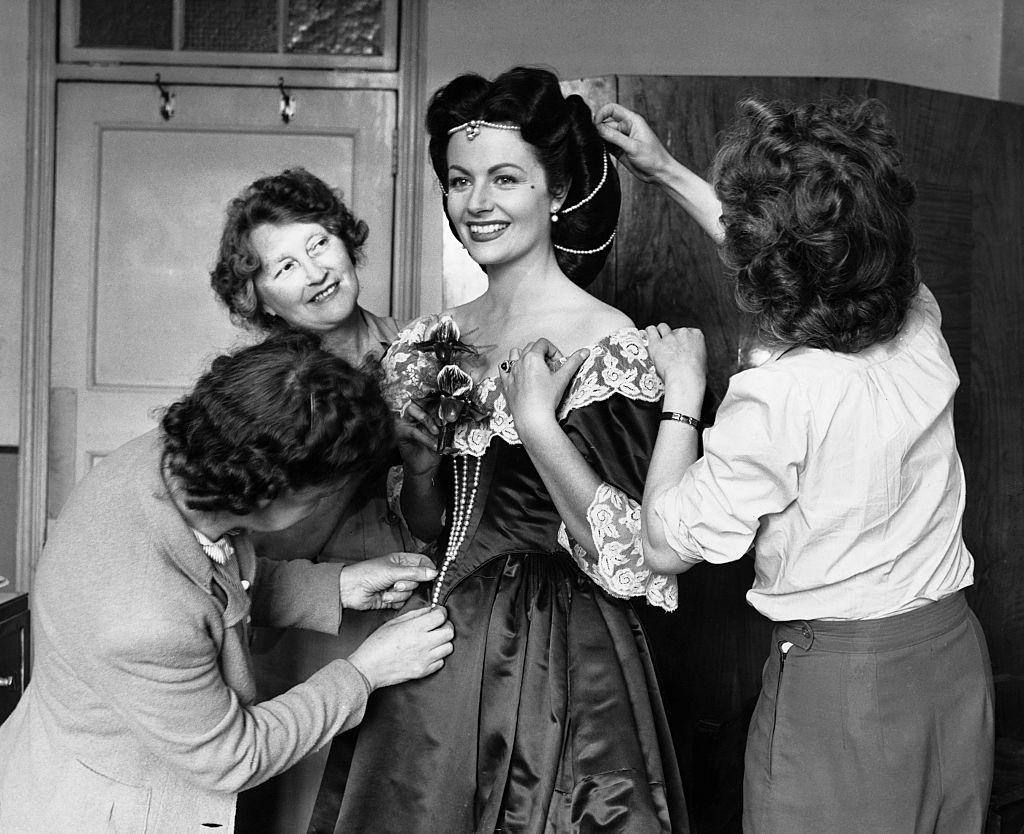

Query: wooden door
[
  {"left": 48, "top": 81, "right": 396, "bottom": 519},
  {"left": 599, "top": 75, "right": 1023, "bottom": 831}
]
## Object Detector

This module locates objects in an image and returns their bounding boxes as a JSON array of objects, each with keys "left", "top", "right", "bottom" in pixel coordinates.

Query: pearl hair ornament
[
  {"left": 447, "top": 119, "right": 520, "bottom": 141},
  {"left": 553, "top": 229, "right": 617, "bottom": 256},
  {"left": 551, "top": 150, "right": 610, "bottom": 222}
]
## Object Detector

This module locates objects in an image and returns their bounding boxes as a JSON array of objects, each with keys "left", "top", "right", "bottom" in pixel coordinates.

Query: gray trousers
[{"left": 743, "top": 591, "right": 994, "bottom": 833}]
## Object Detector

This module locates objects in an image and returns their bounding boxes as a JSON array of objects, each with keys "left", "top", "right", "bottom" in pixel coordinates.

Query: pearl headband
[{"left": 446, "top": 119, "right": 520, "bottom": 141}]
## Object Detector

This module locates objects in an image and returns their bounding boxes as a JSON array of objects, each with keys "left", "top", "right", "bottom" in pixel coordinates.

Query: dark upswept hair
[
  {"left": 210, "top": 167, "right": 369, "bottom": 333},
  {"left": 711, "top": 96, "right": 919, "bottom": 352},
  {"left": 425, "top": 66, "right": 620, "bottom": 288},
  {"left": 160, "top": 330, "right": 394, "bottom": 515}
]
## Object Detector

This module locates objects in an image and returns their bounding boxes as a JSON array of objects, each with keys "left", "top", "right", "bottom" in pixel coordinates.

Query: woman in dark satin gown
[{"left": 312, "top": 66, "right": 689, "bottom": 833}]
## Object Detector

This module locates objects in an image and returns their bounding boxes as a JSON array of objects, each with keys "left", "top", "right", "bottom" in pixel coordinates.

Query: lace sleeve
[
  {"left": 556, "top": 329, "right": 679, "bottom": 612},
  {"left": 557, "top": 484, "right": 678, "bottom": 611}
]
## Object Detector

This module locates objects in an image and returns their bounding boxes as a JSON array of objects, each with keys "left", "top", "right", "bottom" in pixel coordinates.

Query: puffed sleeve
[
  {"left": 652, "top": 363, "right": 809, "bottom": 564},
  {"left": 555, "top": 330, "right": 679, "bottom": 611}
]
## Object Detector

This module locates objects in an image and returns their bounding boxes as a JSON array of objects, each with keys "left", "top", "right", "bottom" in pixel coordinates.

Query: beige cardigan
[{"left": 0, "top": 431, "right": 370, "bottom": 833}]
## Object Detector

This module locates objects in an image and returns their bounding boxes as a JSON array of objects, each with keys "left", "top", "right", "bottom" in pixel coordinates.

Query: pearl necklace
[{"left": 431, "top": 454, "right": 481, "bottom": 608}]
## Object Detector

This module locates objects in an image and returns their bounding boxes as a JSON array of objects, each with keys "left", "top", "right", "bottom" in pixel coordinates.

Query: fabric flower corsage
[{"left": 413, "top": 316, "right": 490, "bottom": 453}]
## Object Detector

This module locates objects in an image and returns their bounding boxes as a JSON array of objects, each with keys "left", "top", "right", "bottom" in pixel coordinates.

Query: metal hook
[
  {"left": 154, "top": 74, "right": 174, "bottom": 121},
  {"left": 278, "top": 77, "right": 296, "bottom": 124}
]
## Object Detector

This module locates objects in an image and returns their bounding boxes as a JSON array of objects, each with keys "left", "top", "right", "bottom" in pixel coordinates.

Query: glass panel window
[
  {"left": 64, "top": 0, "right": 396, "bottom": 69},
  {"left": 183, "top": 0, "right": 279, "bottom": 52},
  {"left": 287, "top": 0, "right": 383, "bottom": 56},
  {"left": 78, "top": 0, "right": 173, "bottom": 49}
]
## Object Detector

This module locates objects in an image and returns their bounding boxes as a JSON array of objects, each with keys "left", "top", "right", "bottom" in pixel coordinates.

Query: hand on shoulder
[{"left": 645, "top": 323, "right": 708, "bottom": 408}]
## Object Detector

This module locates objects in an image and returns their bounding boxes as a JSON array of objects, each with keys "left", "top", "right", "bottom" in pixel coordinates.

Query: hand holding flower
[{"left": 397, "top": 400, "right": 441, "bottom": 477}]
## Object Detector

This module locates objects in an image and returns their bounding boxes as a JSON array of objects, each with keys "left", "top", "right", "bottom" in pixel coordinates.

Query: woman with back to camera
[
  {"left": 314, "top": 66, "right": 690, "bottom": 834},
  {"left": 210, "top": 170, "right": 418, "bottom": 829},
  {"left": 0, "top": 331, "right": 453, "bottom": 833},
  {"left": 597, "top": 97, "right": 994, "bottom": 831}
]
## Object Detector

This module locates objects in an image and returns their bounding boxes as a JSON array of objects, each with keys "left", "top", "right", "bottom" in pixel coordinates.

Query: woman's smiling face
[
  {"left": 445, "top": 128, "right": 564, "bottom": 269},
  {"left": 251, "top": 221, "right": 360, "bottom": 332}
]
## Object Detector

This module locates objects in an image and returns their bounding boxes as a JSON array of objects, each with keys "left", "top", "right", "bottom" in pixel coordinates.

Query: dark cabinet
[{"left": 0, "top": 591, "right": 29, "bottom": 726}]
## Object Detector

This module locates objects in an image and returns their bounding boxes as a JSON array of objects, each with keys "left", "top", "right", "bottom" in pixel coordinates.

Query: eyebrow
[{"left": 447, "top": 162, "right": 528, "bottom": 175}]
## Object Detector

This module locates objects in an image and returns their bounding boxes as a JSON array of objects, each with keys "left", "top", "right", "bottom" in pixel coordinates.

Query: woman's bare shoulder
[{"left": 564, "top": 295, "right": 635, "bottom": 345}]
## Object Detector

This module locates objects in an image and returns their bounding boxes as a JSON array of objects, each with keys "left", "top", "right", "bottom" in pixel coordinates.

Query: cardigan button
[{"left": 241, "top": 579, "right": 251, "bottom": 591}]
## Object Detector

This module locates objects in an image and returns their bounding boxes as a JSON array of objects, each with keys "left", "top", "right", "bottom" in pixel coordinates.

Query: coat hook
[
  {"left": 154, "top": 74, "right": 174, "bottom": 121},
  {"left": 278, "top": 77, "right": 296, "bottom": 124}
]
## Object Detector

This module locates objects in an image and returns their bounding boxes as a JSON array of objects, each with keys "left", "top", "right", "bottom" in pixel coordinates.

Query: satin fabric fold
[{"left": 328, "top": 553, "right": 687, "bottom": 833}]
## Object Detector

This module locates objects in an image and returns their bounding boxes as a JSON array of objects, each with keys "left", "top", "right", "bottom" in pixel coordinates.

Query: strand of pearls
[
  {"left": 431, "top": 454, "right": 481, "bottom": 608},
  {"left": 553, "top": 229, "right": 617, "bottom": 256},
  {"left": 553, "top": 151, "right": 610, "bottom": 218}
]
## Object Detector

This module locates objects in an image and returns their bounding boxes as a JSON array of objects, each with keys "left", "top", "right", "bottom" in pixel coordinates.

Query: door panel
[{"left": 50, "top": 81, "right": 396, "bottom": 514}]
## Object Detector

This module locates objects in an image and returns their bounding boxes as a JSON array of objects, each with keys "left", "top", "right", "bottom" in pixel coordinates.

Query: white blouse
[{"left": 652, "top": 285, "right": 974, "bottom": 621}]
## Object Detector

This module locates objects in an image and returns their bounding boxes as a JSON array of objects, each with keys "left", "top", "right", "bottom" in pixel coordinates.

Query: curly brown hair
[
  {"left": 160, "top": 330, "right": 393, "bottom": 515},
  {"left": 210, "top": 168, "right": 369, "bottom": 332},
  {"left": 711, "top": 96, "right": 919, "bottom": 353}
]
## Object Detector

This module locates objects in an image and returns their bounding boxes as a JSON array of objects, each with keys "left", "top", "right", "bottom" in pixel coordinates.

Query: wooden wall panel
[
  {"left": 961, "top": 94, "right": 1024, "bottom": 733},
  {"left": 598, "top": 75, "right": 1024, "bottom": 831}
]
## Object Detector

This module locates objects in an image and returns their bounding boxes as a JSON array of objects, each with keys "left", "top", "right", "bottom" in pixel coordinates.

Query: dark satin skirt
[{"left": 315, "top": 550, "right": 688, "bottom": 833}]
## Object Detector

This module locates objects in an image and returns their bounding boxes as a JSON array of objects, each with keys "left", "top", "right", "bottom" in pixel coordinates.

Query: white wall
[{"left": 419, "top": 0, "right": 1008, "bottom": 308}]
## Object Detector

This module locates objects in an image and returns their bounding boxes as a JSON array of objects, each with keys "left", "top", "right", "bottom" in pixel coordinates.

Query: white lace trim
[
  {"left": 383, "top": 319, "right": 665, "bottom": 458},
  {"left": 557, "top": 328, "right": 663, "bottom": 418},
  {"left": 558, "top": 483, "right": 678, "bottom": 612},
  {"left": 386, "top": 317, "right": 677, "bottom": 610}
]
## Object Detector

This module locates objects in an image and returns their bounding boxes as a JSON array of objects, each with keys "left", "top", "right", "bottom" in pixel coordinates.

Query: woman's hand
[
  {"left": 395, "top": 401, "right": 447, "bottom": 542},
  {"left": 396, "top": 401, "right": 441, "bottom": 478},
  {"left": 347, "top": 606, "right": 455, "bottom": 690},
  {"left": 338, "top": 551, "right": 438, "bottom": 611},
  {"left": 499, "top": 339, "right": 590, "bottom": 442},
  {"left": 594, "top": 102, "right": 678, "bottom": 186},
  {"left": 595, "top": 102, "right": 725, "bottom": 244},
  {"left": 645, "top": 324, "right": 708, "bottom": 410}
]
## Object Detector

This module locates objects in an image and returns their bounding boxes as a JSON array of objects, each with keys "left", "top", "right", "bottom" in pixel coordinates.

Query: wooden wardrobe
[{"left": 587, "top": 75, "right": 1024, "bottom": 831}]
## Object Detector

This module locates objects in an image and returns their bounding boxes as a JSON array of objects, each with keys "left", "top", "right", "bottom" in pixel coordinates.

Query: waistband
[{"left": 775, "top": 591, "right": 969, "bottom": 653}]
